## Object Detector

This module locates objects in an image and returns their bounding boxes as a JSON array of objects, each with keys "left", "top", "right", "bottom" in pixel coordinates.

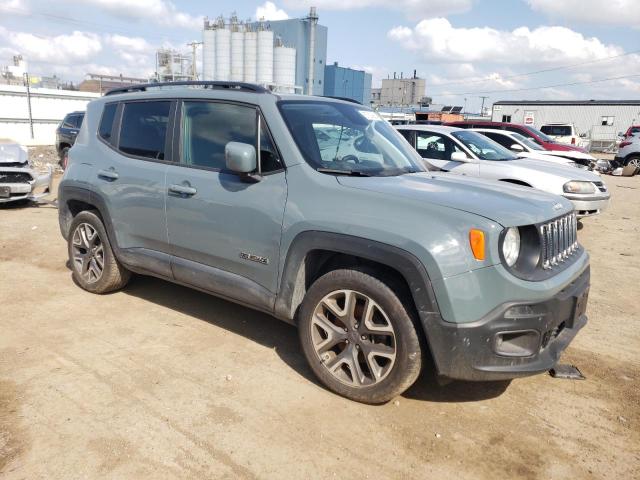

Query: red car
[
  {"left": 445, "top": 121, "right": 588, "bottom": 153},
  {"left": 623, "top": 125, "right": 640, "bottom": 138}
]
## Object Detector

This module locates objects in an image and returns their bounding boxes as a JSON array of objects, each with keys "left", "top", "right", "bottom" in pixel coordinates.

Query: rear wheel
[
  {"left": 625, "top": 155, "right": 640, "bottom": 169},
  {"left": 68, "top": 210, "right": 130, "bottom": 293},
  {"left": 298, "top": 268, "right": 423, "bottom": 404}
]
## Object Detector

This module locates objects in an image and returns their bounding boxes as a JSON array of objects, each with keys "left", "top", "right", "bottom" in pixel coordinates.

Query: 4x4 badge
[{"left": 240, "top": 252, "right": 269, "bottom": 265}]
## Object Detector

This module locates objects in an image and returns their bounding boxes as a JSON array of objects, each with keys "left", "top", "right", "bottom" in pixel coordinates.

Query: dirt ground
[{"left": 0, "top": 174, "right": 638, "bottom": 480}]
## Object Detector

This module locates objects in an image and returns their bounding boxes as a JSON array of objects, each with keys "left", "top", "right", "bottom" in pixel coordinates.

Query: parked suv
[
  {"left": 446, "top": 121, "right": 588, "bottom": 153},
  {"left": 58, "top": 82, "right": 591, "bottom": 404},
  {"left": 540, "top": 123, "right": 589, "bottom": 150},
  {"left": 615, "top": 136, "right": 640, "bottom": 169},
  {"left": 56, "top": 111, "right": 85, "bottom": 169}
]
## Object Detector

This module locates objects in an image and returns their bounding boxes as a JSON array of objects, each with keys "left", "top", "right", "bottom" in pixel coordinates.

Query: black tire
[
  {"left": 624, "top": 155, "right": 640, "bottom": 169},
  {"left": 59, "top": 146, "right": 70, "bottom": 170},
  {"left": 298, "top": 268, "right": 423, "bottom": 404},
  {"left": 68, "top": 210, "right": 130, "bottom": 294}
]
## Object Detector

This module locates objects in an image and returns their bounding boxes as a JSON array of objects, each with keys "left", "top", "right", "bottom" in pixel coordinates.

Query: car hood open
[{"left": 337, "top": 172, "right": 573, "bottom": 227}]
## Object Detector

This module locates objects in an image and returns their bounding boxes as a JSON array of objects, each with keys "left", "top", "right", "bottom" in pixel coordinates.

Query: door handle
[
  {"left": 97, "top": 169, "right": 119, "bottom": 181},
  {"left": 168, "top": 184, "right": 197, "bottom": 197}
]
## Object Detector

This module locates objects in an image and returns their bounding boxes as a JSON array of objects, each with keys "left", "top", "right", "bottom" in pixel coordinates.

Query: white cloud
[
  {"left": 78, "top": 0, "right": 202, "bottom": 29},
  {"left": 0, "top": 28, "right": 102, "bottom": 64},
  {"left": 388, "top": 18, "right": 622, "bottom": 64},
  {"left": 284, "top": 0, "right": 472, "bottom": 17},
  {"left": 106, "top": 34, "right": 153, "bottom": 54},
  {"left": 256, "top": 1, "right": 289, "bottom": 21},
  {"left": 527, "top": 0, "right": 640, "bottom": 26},
  {"left": 0, "top": 0, "right": 28, "bottom": 13}
]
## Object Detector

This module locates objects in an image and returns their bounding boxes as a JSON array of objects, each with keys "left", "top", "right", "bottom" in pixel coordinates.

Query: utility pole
[
  {"left": 187, "top": 41, "right": 202, "bottom": 80},
  {"left": 478, "top": 96, "right": 489, "bottom": 117},
  {"left": 23, "top": 72, "right": 34, "bottom": 140}
]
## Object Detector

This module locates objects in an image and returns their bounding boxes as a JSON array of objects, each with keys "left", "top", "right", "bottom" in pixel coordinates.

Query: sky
[{"left": 0, "top": 0, "right": 639, "bottom": 112}]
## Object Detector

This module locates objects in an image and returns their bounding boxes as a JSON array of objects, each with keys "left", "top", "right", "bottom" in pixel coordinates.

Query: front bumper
[
  {"left": 563, "top": 193, "right": 610, "bottom": 217},
  {"left": 426, "top": 266, "right": 590, "bottom": 381},
  {"left": 0, "top": 166, "right": 53, "bottom": 203}
]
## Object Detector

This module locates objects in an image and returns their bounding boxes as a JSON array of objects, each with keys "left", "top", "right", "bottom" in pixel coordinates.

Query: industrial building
[
  {"left": 323, "top": 62, "right": 372, "bottom": 105},
  {"left": 491, "top": 100, "right": 640, "bottom": 148},
  {"left": 373, "top": 74, "right": 426, "bottom": 107},
  {"left": 78, "top": 73, "right": 148, "bottom": 94},
  {"left": 202, "top": 8, "right": 325, "bottom": 94},
  {"left": 155, "top": 49, "right": 194, "bottom": 83}
]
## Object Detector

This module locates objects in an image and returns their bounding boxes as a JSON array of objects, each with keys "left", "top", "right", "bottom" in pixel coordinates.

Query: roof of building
[{"left": 494, "top": 100, "right": 640, "bottom": 106}]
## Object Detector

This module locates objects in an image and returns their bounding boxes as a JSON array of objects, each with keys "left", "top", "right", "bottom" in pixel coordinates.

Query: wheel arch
[{"left": 274, "top": 232, "right": 441, "bottom": 330}]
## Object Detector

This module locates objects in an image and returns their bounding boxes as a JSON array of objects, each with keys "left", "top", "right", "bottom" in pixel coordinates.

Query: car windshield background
[
  {"left": 452, "top": 130, "right": 517, "bottom": 161},
  {"left": 119, "top": 101, "right": 170, "bottom": 160},
  {"left": 416, "top": 131, "right": 462, "bottom": 160},
  {"left": 278, "top": 101, "right": 425, "bottom": 176},
  {"left": 523, "top": 125, "right": 554, "bottom": 142}
]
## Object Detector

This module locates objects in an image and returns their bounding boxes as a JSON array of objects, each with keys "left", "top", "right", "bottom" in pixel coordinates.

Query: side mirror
[
  {"left": 450, "top": 151, "right": 470, "bottom": 162},
  {"left": 510, "top": 143, "right": 524, "bottom": 152},
  {"left": 225, "top": 142, "right": 260, "bottom": 181}
]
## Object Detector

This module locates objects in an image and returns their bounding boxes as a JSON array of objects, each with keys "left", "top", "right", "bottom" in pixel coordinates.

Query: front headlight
[
  {"left": 563, "top": 181, "right": 596, "bottom": 194},
  {"left": 502, "top": 227, "right": 521, "bottom": 267}
]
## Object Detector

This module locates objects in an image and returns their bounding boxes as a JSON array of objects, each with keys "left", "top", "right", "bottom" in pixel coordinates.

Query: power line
[
  {"left": 431, "top": 73, "right": 640, "bottom": 97},
  {"left": 432, "top": 49, "right": 640, "bottom": 88}
]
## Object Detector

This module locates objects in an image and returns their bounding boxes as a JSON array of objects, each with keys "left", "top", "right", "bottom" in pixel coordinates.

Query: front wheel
[
  {"left": 298, "top": 268, "right": 423, "bottom": 404},
  {"left": 625, "top": 155, "right": 640, "bottom": 169}
]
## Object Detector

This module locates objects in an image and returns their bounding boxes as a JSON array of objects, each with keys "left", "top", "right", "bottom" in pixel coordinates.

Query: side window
[
  {"left": 98, "top": 104, "right": 117, "bottom": 143},
  {"left": 181, "top": 101, "right": 256, "bottom": 170},
  {"left": 416, "top": 132, "right": 460, "bottom": 160},
  {"left": 397, "top": 129, "right": 415, "bottom": 147},
  {"left": 73, "top": 114, "right": 84, "bottom": 129},
  {"left": 260, "top": 118, "right": 283, "bottom": 173},
  {"left": 62, "top": 115, "right": 75, "bottom": 128},
  {"left": 483, "top": 132, "right": 513, "bottom": 149},
  {"left": 601, "top": 116, "right": 614, "bottom": 126},
  {"left": 118, "top": 101, "right": 170, "bottom": 160}
]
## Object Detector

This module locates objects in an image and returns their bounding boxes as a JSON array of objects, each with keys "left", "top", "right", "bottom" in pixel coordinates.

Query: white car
[
  {"left": 540, "top": 123, "right": 589, "bottom": 150},
  {"left": 0, "top": 140, "right": 53, "bottom": 204},
  {"left": 470, "top": 128, "right": 597, "bottom": 170},
  {"left": 396, "top": 125, "right": 610, "bottom": 217}
]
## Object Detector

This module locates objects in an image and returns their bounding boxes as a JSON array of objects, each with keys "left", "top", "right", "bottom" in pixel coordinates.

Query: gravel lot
[{"left": 1, "top": 174, "right": 639, "bottom": 479}]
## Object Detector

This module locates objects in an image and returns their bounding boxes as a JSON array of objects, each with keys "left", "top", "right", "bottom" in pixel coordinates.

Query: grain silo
[
  {"left": 230, "top": 17, "right": 244, "bottom": 82},
  {"left": 214, "top": 18, "right": 231, "bottom": 82},
  {"left": 243, "top": 28, "right": 258, "bottom": 83},
  {"left": 202, "top": 21, "right": 216, "bottom": 81},
  {"left": 273, "top": 43, "right": 296, "bottom": 91},
  {"left": 256, "top": 28, "right": 274, "bottom": 84}
]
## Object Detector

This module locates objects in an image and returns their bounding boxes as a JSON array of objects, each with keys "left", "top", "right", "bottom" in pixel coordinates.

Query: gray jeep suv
[{"left": 58, "top": 82, "right": 590, "bottom": 403}]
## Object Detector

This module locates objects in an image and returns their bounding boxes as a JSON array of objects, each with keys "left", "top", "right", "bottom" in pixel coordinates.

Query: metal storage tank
[
  {"left": 230, "top": 30, "right": 245, "bottom": 82},
  {"left": 215, "top": 26, "right": 231, "bottom": 81},
  {"left": 256, "top": 29, "right": 274, "bottom": 84},
  {"left": 273, "top": 46, "right": 296, "bottom": 89},
  {"left": 243, "top": 31, "right": 258, "bottom": 83},
  {"left": 202, "top": 28, "right": 215, "bottom": 81}
]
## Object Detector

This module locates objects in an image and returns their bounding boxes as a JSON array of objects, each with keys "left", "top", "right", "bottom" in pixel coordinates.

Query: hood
[
  {"left": 337, "top": 172, "right": 573, "bottom": 227},
  {"left": 517, "top": 151, "right": 573, "bottom": 165},
  {"left": 538, "top": 149, "right": 595, "bottom": 161},
  {"left": 545, "top": 142, "right": 587, "bottom": 153},
  {"left": 508, "top": 158, "right": 601, "bottom": 181},
  {"left": 0, "top": 142, "right": 28, "bottom": 165}
]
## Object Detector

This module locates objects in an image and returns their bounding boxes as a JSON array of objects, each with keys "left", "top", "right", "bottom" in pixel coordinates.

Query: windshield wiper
[{"left": 317, "top": 168, "right": 372, "bottom": 177}]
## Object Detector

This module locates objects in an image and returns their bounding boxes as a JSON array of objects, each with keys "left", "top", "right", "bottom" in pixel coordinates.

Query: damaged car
[{"left": 0, "top": 140, "right": 53, "bottom": 204}]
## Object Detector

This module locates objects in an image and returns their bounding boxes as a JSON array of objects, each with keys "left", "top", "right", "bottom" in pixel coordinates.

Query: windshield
[
  {"left": 452, "top": 131, "right": 518, "bottom": 161},
  {"left": 511, "top": 132, "right": 544, "bottom": 150},
  {"left": 278, "top": 101, "right": 425, "bottom": 176},
  {"left": 523, "top": 125, "right": 554, "bottom": 143}
]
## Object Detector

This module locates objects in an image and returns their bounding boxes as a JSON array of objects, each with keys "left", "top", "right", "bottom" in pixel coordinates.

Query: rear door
[
  {"left": 92, "top": 100, "right": 175, "bottom": 278},
  {"left": 165, "top": 100, "right": 287, "bottom": 304},
  {"left": 414, "top": 131, "right": 479, "bottom": 175}
]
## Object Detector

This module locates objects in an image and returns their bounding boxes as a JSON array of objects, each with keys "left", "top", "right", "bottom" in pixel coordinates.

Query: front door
[
  {"left": 415, "top": 131, "right": 479, "bottom": 176},
  {"left": 165, "top": 100, "right": 287, "bottom": 304}
]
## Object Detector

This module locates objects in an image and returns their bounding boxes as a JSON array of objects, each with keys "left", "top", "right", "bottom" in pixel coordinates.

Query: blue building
[
  {"left": 323, "top": 62, "right": 372, "bottom": 105},
  {"left": 249, "top": 8, "right": 327, "bottom": 96}
]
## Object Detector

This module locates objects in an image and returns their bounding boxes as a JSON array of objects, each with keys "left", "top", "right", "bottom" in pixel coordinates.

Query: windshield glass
[
  {"left": 511, "top": 132, "right": 544, "bottom": 150},
  {"left": 523, "top": 125, "right": 554, "bottom": 142},
  {"left": 278, "top": 101, "right": 425, "bottom": 176},
  {"left": 452, "top": 131, "right": 518, "bottom": 161}
]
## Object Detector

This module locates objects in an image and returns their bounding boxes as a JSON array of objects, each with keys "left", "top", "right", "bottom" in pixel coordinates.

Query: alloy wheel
[
  {"left": 628, "top": 157, "right": 640, "bottom": 169},
  {"left": 311, "top": 289, "right": 397, "bottom": 387},
  {"left": 71, "top": 223, "right": 105, "bottom": 283}
]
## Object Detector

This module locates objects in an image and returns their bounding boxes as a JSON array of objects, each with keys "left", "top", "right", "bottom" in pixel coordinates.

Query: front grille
[
  {"left": 539, "top": 212, "right": 579, "bottom": 269},
  {"left": 0, "top": 172, "right": 32, "bottom": 184},
  {"left": 593, "top": 181, "right": 607, "bottom": 193}
]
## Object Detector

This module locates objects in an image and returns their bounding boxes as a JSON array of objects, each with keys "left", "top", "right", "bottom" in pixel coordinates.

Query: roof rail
[
  {"left": 322, "top": 96, "right": 362, "bottom": 105},
  {"left": 104, "top": 81, "right": 270, "bottom": 97}
]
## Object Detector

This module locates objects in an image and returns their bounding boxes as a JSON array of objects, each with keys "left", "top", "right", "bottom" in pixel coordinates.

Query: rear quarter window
[{"left": 98, "top": 104, "right": 118, "bottom": 143}]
